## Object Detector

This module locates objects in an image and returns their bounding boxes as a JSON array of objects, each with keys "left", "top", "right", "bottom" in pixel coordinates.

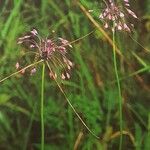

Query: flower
[
  {"left": 99, "top": 0, "right": 138, "bottom": 32},
  {"left": 16, "top": 29, "right": 73, "bottom": 80},
  {"left": 30, "top": 68, "right": 36, "bottom": 75},
  {"left": 15, "top": 62, "right": 20, "bottom": 69}
]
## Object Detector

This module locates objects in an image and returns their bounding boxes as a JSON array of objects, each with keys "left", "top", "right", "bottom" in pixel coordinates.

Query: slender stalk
[
  {"left": 46, "top": 61, "right": 100, "bottom": 139},
  {"left": 0, "top": 60, "right": 43, "bottom": 83},
  {"left": 112, "top": 28, "right": 123, "bottom": 150},
  {"left": 56, "top": 81, "right": 100, "bottom": 139},
  {"left": 41, "top": 62, "right": 45, "bottom": 150}
]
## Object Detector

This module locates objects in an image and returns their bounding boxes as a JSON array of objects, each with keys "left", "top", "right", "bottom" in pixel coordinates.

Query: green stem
[
  {"left": 46, "top": 61, "right": 100, "bottom": 139},
  {"left": 0, "top": 60, "right": 43, "bottom": 83},
  {"left": 112, "top": 29, "right": 123, "bottom": 150},
  {"left": 41, "top": 62, "right": 45, "bottom": 150}
]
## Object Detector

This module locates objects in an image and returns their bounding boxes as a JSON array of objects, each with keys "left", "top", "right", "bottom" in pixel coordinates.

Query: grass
[{"left": 0, "top": 0, "right": 150, "bottom": 149}]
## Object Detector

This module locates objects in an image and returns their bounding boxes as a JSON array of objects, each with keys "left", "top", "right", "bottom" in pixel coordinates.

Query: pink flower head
[
  {"left": 17, "top": 29, "right": 73, "bottom": 80},
  {"left": 99, "top": 0, "right": 138, "bottom": 32},
  {"left": 30, "top": 68, "right": 36, "bottom": 75},
  {"left": 31, "top": 29, "right": 38, "bottom": 36},
  {"left": 15, "top": 62, "right": 20, "bottom": 69}
]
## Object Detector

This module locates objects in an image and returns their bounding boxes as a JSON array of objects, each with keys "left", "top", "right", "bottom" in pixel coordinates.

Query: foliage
[{"left": 0, "top": 0, "right": 150, "bottom": 149}]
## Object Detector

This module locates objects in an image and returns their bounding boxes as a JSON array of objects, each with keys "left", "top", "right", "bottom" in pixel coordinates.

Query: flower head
[
  {"left": 99, "top": 0, "right": 138, "bottom": 32},
  {"left": 17, "top": 29, "right": 73, "bottom": 80}
]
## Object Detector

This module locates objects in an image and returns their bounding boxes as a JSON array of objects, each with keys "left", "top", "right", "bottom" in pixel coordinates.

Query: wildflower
[
  {"left": 15, "top": 62, "right": 20, "bottom": 69},
  {"left": 99, "top": 0, "right": 137, "bottom": 32},
  {"left": 21, "top": 68, "right": 25, "bottom": 74},
  {"left": 16, "top": 29, "right": 73, "bottom": 80},
  {"left": 30, "top": 68, "right": 36, "bottom": 75},
  {"left": 61, "top": 73, "right": 66, "bottom": 80}
]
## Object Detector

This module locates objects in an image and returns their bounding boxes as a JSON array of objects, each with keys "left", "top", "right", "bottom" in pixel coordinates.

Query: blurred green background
[{"left": 0, "top": 0, "right": 150, "bottom": 149}]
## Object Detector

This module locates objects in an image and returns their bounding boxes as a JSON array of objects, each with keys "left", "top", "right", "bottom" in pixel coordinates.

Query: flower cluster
[
  {"left": 99, "top": 0, "right": 137, "bottom": 32},
  {"left": 16, "top": 29, "right": 73, "bottom": 80}
]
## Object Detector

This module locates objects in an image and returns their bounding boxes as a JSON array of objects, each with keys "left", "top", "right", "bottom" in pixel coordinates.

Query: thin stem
[
  {"left": 41, "top": 62, "right": 45, "bottom": 150},
  {"left": 68, "top": 30, "right": 95, "bottom": 45},
  {"left": 112, "top": 28, "right": 123, "bottom": 150},
  {"left": 129, "top": 34, "right": 150, "bottom": 53},
  {"left": 46, "top": 61, "right": 100, "bottom": 139},
  {"left": 0, "top": 60, "right": 43, "bottom": 83}
]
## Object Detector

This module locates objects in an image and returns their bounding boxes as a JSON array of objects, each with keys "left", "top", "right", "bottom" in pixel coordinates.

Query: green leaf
[{"left": 0, "top": 94, "right": 10, "bottom": 105}]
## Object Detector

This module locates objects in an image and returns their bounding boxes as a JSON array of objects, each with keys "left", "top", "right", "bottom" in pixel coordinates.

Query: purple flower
[
  {"left": 30, "top": 68, "right": 36, "bottom": 75},
  {"left": 99, "top": 0, "right": 138, "bottom": 32},
  {"left": 17, "top": 29, "right": 73, "bottom": 80},
  {"left": 15, "top": 62, "right": 20, "bottom": 69},
  {"left": 31, "top": 29, "right": 38, "bottom": 35}
]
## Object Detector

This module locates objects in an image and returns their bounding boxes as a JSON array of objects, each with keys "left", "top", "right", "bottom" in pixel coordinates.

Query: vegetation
[{"left": 0, "top": 0, "right": 150, "bottom": 149}]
